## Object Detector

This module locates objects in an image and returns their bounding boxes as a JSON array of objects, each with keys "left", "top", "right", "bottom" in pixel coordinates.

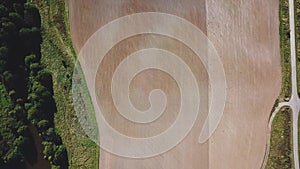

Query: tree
[
  {"left": 0, "top": 59, "right": 7, "bottom": 73},
  {"left": 29, "top": 62, "right": 40, "bottom": 75},
  {"left": 9, "top": 12, "right": 23, "bottom": 28},
  {"left": 42, "top": 141, "right": 54, "bottom": 161},
  {"left": 0, "top": 5, "right": 8, "bottom": 18},
  {"left": 4, "top": 147, "right": 22, "bottom": 163},
  {"left": 0, "top": 47, "right": 8, "bottom": 60},
  {"left": 19, "top": 27, "right": 31, "bottom": 38},
  {"left": 24, "top": 54, "right": 37, "bottom": 67},
  {"left": 42, "top": 128, "right": 60, "bottom": 144},
  {"left": 27, "top": 105, "right": 39, "bottom": 124},
  {"left": 31, "top": 27, "right": 41, "bottom": 41},
  {"left": 24, "top": 3, "right": 40, "bottom": 27},
  {"left": 37, "top": 70, "right": 53, "bottom": 90},
  {"left": 13, "top": 3, "right": 23, "bottom": 15},
  {"left": 37, "top": 120, "right": 49, "bottom": 131},
  {"left": 8, "top": 90, "right": 16, "bottom": 100},
  {"left": 16, "top": 125, "right": 28, "bottom": 136},
  {"left": 3, "top": 71, "right": 13, "bottom": 82},
  {"left": 3, "top": 71, "right": 14, "bottom": 89},
  {"left": 19, "top": 27, "right": 41, "bottom": 51},
  {"left": 13, "top": 136, "right": 28, "bottom": 153},
  {"left": 16, "top": 98, "right": 23, "bottom": 104},
  {"left": 8, "top": 109, "right": 17, "bottom": 117},
  {"left": 0, "top": 1, "right": 67, "bottom": 168},
  {"left": 14, "top": 104, "right": 26, "bottom": 119},
  {"left": 31, "top": 83, "right": 51, "bottom": 102},
  {"left": 2, "top": 21, "right": 16, "bottom": 32},
  {"left": 0, "top": 47, "right": 8, "bottom": 73},
  {"left": 53, "top": 145, "right": 67, "bottom": 166}
]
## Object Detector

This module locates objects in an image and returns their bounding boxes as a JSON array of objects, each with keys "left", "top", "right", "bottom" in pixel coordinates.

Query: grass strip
[
  {"left": 265, "top": 0, "right": 294, "bottom": 168},
  {"left": 279, "top": 0, "right": 292, "bottom": 102},
  {"left": 266, "top": 107, "right": 294, "bottom": 169},
  {"left": 29, "top": 0, "right": 99, "bottom": 168}
]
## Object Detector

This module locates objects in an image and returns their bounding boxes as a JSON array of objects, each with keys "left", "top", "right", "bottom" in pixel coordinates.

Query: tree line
[{"left": 0, "top": 0, "right": 68, "bottom": 168}]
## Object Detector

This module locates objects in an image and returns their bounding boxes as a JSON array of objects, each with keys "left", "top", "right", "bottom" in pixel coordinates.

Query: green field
[{"left": 30, "top": 0, "right": 99, "bottom": 168}]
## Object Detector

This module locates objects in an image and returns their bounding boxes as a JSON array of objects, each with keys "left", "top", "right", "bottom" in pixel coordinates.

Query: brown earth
[{"left": 68, "top": 0, "right": 281, "bottom": 169}]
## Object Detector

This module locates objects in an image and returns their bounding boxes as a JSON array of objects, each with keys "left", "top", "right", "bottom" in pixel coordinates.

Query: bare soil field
[{"left": 69, "top": 0, "right": 281, "bottom": 169}]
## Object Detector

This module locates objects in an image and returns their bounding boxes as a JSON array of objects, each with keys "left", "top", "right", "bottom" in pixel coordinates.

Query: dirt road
[{"left": 69, "top": 0, "right": 281, "bottom": 168}]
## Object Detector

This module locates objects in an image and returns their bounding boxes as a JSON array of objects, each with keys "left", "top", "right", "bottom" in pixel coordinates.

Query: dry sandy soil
[{"left": 69, "top": 0, "right": 281, "bottom": 169}]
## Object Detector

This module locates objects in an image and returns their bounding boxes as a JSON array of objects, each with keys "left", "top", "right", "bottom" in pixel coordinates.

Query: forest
[{"left": 0, "top": 0, "right": 68, "bottom": 168}]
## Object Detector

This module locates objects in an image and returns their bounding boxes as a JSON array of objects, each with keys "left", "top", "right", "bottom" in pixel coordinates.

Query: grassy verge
[
  {"left": 266, "top": 107, "right": 294, "bottom": 169},
  {"left": 279, "top": 0, "right": 292, "bottom": 102},
  {"left": 29, "top": 0, "right": 99, "bottom": 168}
]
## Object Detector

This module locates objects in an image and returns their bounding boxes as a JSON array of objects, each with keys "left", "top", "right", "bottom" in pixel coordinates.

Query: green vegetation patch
[
  {"left": 279, "top": 0, "right": 292, "bottom": 101},
  {"left": 30, "top": 0, "right": 99, "bottom": 168},
  {"left": 266, "top": 0, "right": 295, "bottom": 168},
  {"left": 0, "top": 83, "right": 27, "bottom": 169},
  {"left": 266, "top": 107, "right": 294, "bottom": 169},
  {"left": 0, "top": 0, "right": 68, "bottom": 168}
]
